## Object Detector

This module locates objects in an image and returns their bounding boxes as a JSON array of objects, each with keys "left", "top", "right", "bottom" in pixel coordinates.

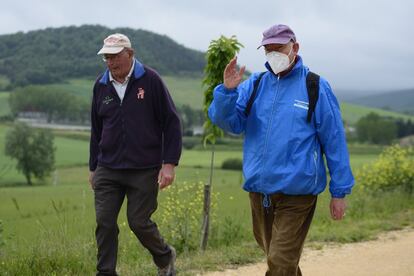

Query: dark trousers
[
  {"left": 93, "top": 166, "right": 172, "bottom": 276},
  {"left": 249, "top": 192, "right": 317, "bottom": 276}
]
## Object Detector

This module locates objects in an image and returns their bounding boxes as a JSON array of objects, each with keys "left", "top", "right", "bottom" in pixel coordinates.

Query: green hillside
[
  {"left": 58, "top": 76, "right": 205, "bottom": 109},
  {"left": 7, "top": 76, "right": 205, "bottom": 109},
  {"left": 0, "top": 25, "right": 205, "bottom": 87},
  {"left": 341, "top": 102, "right": 414, "bottom": 125},
  {"left": 349, "top": 89, "right": 414, "bottom": 115}
]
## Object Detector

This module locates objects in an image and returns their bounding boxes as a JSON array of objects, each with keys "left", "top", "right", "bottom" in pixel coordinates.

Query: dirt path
[{"left": 200, "top": 228, "right": 414, "bottom": 276}]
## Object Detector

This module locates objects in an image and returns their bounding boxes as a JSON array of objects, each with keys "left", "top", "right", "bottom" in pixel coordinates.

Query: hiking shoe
[{"left": 157, "top": 246, "right": 176, "bottom": 276}]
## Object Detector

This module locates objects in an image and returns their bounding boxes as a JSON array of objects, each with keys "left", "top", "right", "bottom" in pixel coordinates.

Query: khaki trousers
[{"left": 249, "top": 192, "right": 317, "bottom": 276}]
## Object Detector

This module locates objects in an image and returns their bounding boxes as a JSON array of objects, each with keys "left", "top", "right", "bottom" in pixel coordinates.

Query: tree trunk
[
  {"left": 25, "top": 173, "right": 32, "bottom": 186},
  {"left": 200, "top": 144, "right": 215, "bottom": 251}
]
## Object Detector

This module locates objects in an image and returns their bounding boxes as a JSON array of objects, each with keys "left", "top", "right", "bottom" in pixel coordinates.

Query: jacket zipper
[
  {"left": 313, "top": 149, "right": 318, "bottom": 185},
  {"left": 259, "top": 76, "right": 280, "bottom": 190}
]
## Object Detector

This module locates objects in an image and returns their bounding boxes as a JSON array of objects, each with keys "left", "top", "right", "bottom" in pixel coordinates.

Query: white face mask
[{"left": 266, "top": 46, "right": 294, "bottom": 74}]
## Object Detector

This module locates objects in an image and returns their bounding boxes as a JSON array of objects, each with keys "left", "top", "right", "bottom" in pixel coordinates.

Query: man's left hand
[
  {"left": 330, "top": 198, "right": 347, "bottom": 220},
  {"left": 158, "top": 164, "right": 176, "bottom": 190}
]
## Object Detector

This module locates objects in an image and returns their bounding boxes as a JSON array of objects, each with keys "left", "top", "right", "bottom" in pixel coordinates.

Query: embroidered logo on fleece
[
  {"left": 293, "top": 100, "right": 309, "bottom": 110},
  {"left": 102, "top": 96, "right": 114, "bottom": 105},
  {"left": 137, "top": 88, "right": 145, "bottom": 100}
]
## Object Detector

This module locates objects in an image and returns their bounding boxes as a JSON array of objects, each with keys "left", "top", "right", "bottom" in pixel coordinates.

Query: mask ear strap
[
  {"left": 286, "top": 49, "right": 295, "bottom": 68},
  {"left": 288, "top": 45, "right": 293, "bottom": 56},
  {"left": 286, "top": 44, "right": 297, "bottom": 67}
]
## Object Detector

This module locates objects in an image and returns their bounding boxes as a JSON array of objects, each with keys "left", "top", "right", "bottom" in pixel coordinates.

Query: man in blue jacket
[
  {"left": 89, "top": 33, "right": 181, "bottom": 276},
  {"left": 208, "top": 24, "right": 354, "bottom": 275}
]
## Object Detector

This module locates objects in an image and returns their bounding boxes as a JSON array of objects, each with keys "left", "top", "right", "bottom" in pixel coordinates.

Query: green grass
[
  {"left": 0, "top": 122, "right": 377, "bottom": 185},
  {"left": 0, "top": 166, "right": 252, "bottom": 275},
  {"left": 1, "top": 124, "right": 414, "bottom": 274},
  {"left": 0, "top": 92, "right": 10, "bottom": 117},
  {"left": 1, "top": 165, "right": 413, "bottom": 275},
  {"left": 163, "top": 76, "right": 204, "bottom": 109},
  {"left": 54, "top": 136, "right": 89, "bottom": 167},
  {"left": 180, "top": 149, "right": 242, "bottom": 168}
]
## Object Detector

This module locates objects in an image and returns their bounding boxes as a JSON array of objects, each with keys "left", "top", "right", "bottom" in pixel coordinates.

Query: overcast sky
[{"left": 1, "top": 0, "right": 413, "bottom": 92}]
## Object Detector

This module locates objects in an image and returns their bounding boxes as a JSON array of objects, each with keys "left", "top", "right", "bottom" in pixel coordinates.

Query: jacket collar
[{"left": 99, "top": 58, "right": 145, "bottom": 84}]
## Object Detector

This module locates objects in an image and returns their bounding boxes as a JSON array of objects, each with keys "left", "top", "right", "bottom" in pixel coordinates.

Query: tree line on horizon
[{"left": 8, "top": 85, "right": 204, "bottom": 135}]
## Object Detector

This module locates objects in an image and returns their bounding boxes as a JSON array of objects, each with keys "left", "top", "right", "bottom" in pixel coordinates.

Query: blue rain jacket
[{"left": 208, "top": 56, "right": 354, "bottom": 198}]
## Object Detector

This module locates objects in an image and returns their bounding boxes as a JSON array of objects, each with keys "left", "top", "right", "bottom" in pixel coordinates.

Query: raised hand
[{"left": 223, "top": 57, "right": 246, "bottom": 90}]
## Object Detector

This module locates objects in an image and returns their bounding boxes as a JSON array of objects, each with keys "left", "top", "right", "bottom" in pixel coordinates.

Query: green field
[
  {"left": 20, "top": 76, "right": 205, "bottom": 109},
  {"left": 163, "top": 76, "right": 204, "bottom": 109},
  {"left": 1, "top": 123, "right": 413, "bottom": 275},
  {"left": 39, "top": 79, "right": 95, "bottom": 101},
  {"left": 0, "top": 92, "right": 10, "bottom": 117},
  {"left": 0, "top": 75, "right": 10, "bottom": 90}
]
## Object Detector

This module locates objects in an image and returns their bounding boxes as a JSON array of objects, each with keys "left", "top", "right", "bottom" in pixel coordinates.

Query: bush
[
  {"left": 356, "top": 112, "right": 397, "bottom": 145},
  {"left": 221, "top": 158, "right": 243, "bottom": 171},
  {"left": 0, "top": 114, "right": 14, "bottom": 122},
  {"left": 53, "top": 131, "right": 90, "bottom": 141},
  {"left": 182, "top": 137, "right": 199, "bottom": 149},
  {"left": 183, "top": 128, "right": 194, "bottom": 136},
  {"left": 157, "top": 181, "right": 218, "bottom": 252},
  {"left": 356, "top": 145, "right": 414, "bottom": 194}
]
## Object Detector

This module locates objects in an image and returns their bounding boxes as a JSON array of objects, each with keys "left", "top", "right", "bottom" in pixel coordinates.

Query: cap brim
[
  {"left": 257, "top": 37, "right": 292, "bottom": 49},
  {"left": 97, "top": 46, "right": 125, "bottom": 55}
]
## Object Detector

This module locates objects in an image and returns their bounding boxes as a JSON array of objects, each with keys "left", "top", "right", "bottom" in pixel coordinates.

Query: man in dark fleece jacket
[{"left": 89, "top": 33, "right": 182, "bottom": 276}]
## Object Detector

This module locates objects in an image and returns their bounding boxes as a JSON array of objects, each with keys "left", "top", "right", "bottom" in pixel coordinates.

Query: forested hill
[{"left": 0, "top": 25, "right": 205, "bottom": 87}]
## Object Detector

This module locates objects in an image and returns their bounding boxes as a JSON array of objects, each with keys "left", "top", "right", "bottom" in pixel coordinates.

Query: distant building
[
  {"left": 192, "top": 126, "right": 204, "bottom": 136},
  {"left": 400, "top": 135, "right": 414, "bottom": 147},
  {"left": 17, "top": 112, "right": 48, "bottom": 123},
  {"left": 16, "top": 112, "right": 90, "bottom": 131}
]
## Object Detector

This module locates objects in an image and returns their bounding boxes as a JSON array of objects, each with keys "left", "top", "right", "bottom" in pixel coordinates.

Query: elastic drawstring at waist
[{"left": 262, "top": 193, "right": 271, "bottom": 208}]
